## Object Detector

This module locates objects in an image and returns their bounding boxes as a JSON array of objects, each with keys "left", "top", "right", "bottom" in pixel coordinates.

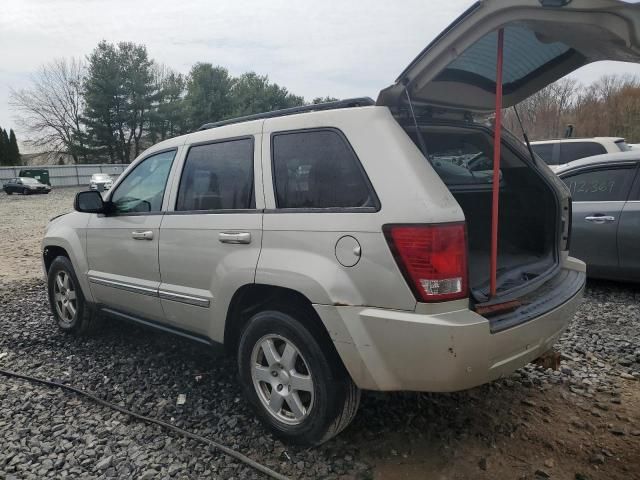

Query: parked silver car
[
  {"left": 89, "top": 173, "right": 113, "bottom": 191},
  {"left": 556, "top": 151, "right": 640, "bottom": 281},
  {"left": 42, "top": 0, "right": 640, "bottom": 445}
]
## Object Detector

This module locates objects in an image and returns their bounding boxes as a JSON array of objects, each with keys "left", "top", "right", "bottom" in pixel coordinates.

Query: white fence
[{"left": 0, "top": 164, "right": 129, "bottom": 188}]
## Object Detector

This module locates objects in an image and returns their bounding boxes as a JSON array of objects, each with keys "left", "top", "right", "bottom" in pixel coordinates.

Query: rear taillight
[{"left": 384, "top": 223, "right": 468, "bottom": 303}]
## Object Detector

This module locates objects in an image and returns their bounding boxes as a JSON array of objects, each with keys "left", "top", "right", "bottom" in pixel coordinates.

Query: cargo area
[{"left": 406, "top": 125, "right": 558, "bottom": 303}]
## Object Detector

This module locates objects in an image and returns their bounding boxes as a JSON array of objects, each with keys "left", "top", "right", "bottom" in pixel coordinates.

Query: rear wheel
[
  {"left": 238, "top": 309, "right": 360, "bottom": 445},
  {"left": 47, "top": 256, "right": 100, "bottom": 335}
]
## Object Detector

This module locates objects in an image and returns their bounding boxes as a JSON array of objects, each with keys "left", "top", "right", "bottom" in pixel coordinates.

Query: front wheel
[
  {"left": 47, "top": 256, "right": 100, "bottom": 335},
  {"left": 22, "top": 188, "right": 29, "bottom": 195},
  {"left": 238, "top": 309, "right": 360, "bottom": 445}
]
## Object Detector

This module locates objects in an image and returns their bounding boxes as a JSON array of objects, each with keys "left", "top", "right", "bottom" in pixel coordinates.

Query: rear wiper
[{"left": 513, "top": 105, "right": 536, "bottom": 166}]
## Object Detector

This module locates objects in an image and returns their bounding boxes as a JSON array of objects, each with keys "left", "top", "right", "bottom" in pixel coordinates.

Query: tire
[
  {"left": 5, "top": 190, "right": 11, "bottom": 195},
  {"left": 47, "top": 256, "right": 100, "bottom": 335},
  {"left": 22, "top": 188, "right": 29, "bottom": 195},
  {"left": 238, "top": 309, "right": 360, "bottom": 446}
]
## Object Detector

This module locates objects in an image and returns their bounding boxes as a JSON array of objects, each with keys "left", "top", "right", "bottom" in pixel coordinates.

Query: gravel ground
[
  {"left": 0, "top": 190, "right": 639, "bottom": 480},
  {"left": 0, "top": 281, "right": 638, "bottom": 480}
]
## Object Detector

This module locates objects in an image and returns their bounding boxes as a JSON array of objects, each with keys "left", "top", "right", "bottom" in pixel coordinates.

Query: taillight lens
[{"left": 384, "top": 223, "right": 468, "bottom": 303}]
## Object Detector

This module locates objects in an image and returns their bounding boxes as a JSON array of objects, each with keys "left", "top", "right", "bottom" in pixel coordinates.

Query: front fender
[{"left": 42, "top": 212, "right": 93, "bottom": 303}]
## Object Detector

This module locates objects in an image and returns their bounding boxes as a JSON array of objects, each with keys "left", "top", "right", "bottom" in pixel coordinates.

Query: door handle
[
  {"left": 131, "top": 230, "right": 154, "bottom": 240},
  {"left": 584, "top": 215, "right": 615, "bottom": 224},
  {"left": 218, "top": 232, "right": 251, "bottom": 244}
]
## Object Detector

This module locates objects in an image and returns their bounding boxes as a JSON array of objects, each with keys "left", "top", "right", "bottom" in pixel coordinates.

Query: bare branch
[{"left": 9, "top": 58, "right": 87, "bottom": 162}]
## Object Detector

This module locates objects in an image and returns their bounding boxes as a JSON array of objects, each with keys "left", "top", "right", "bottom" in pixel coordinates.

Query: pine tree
[
  {"left": 8, "top": 129, "right": 20, "bottom": 165},
  {"left": 0, "top": 128, "right": 9, "bottom": 166},
  {"left": 84, "top": 41, "right": 155, "bottom": 163},
  {"left": 0, "top": 127, "right": 4, "bottom": 166}
]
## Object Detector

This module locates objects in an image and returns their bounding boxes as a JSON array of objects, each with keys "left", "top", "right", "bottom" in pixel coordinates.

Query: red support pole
[{"left": 490, "top": 28, "right": 504, "bottom": 298}]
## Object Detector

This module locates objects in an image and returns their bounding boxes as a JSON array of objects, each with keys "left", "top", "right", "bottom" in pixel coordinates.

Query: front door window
[{"left": 110, "top": 150, "right": 176, "bottom": 213}]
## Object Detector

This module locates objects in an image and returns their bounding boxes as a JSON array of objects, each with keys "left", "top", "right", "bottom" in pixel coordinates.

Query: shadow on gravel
[{"left": 1, "top": 280, "right": 639, "bottom": 480}]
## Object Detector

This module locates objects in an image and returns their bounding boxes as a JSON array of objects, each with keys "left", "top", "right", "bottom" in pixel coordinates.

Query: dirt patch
[
  {"left": 0, "top": 187, "right": 80, "bottom": 284},
  {"left": 364, "top": 381, "right": 640, "bottom": 480}
]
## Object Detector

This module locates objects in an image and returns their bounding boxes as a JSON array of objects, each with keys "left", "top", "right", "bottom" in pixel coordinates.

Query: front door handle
[
  {"left": 218, "top": 232, "right": 251, "bottom": 244},
  {"left": 584, "top": 215, "right": 615, "bottom": 224},
  {"left": 131, "top": 230, "right": 154, "bottom": 240}
]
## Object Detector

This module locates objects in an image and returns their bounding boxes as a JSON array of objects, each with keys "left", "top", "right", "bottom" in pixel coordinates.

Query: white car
[
  {"left": 531, "top": 137, "right": 631, "bottom": 171},
  {"left": 89, "top": 173, "right": 114, "bottom": 191},
  {"left": 42, "top": 0, "right": 640, "bottom": 445}
]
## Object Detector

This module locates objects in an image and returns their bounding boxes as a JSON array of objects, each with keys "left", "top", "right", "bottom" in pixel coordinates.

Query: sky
[{"left": 2, "top": 0, "right": 640, "bottom": 151}]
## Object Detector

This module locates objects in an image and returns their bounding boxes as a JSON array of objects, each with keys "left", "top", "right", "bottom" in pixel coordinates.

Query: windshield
[{"left": 20, "top": 178, "right": 39, "bottom": 184}]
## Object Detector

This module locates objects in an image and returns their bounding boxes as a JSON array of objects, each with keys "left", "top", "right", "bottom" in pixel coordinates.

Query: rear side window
[
  {"left": 531, "top": 144, "right": 555, "bottom": 165},
  {"left": 559, "top": 142, "right": 606, "bottom": 163},
  {"left": 272, "top": 129, "right": 377, "bottom": 209},
  {"left": 561, "top": 166, "right": 635, "bottom": 202},
  {"left": 615, "top": 140, "right": 631, "bottom": 152},
  {"left": 177, "top": 138, "right": 254, "bottom": 211}
]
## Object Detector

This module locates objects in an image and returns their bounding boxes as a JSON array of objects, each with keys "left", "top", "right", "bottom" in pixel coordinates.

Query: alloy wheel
[
  {"left": 251, "top": 334, "right": 314, "bottom": 425},
  {"left": 53, "top": 271, "right": 77, "bottom": 327}
]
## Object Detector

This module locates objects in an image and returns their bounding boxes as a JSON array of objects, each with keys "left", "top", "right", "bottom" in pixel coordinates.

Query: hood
[{"left": 377, "top": 0, "right": 640, "bottom": 113}]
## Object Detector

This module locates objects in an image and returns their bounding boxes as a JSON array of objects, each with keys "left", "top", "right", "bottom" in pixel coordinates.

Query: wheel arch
[
  {"left": 43, "top": 235, "right": 94, "bottom": 303},
  {"left": 224, "top": 283, "right": 338, "bottom": 360},
  {"left": 43, "top": 245, "right": 70, "bottom": 273}
]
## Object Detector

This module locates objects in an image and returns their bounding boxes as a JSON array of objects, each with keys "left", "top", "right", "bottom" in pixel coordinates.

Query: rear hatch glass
[{"left": 378, "top": 0, "right": 640, "bottom": 113}]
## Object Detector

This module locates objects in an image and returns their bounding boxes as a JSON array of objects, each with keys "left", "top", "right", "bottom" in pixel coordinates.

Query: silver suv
[{"left": 43, "top": 0, "right": 639, "bottom": 445}]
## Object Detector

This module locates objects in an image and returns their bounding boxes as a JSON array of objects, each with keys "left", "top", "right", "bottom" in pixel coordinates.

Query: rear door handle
[
  {"left": 584, "top": 215, "right": 615, "bottom": 224},
  {"left": 131, "top": 230, "right": 154, "bottom": 240},
  {"left": 218, "top": 232, "right": 251, "bottom": 244}
]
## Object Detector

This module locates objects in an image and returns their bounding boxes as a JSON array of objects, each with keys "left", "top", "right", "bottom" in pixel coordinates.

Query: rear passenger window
[
  {"left": 562, "top": 167, "right": 634, "bottom": 202},
  {"left": 177, "top": 138, "right": 254, "bottom": 211},
  {"left": 272, "top": 129, "right": 377, "bottom": 209},
  {"left": 559, "top": 142, "right": 606, "bottom": 163}
]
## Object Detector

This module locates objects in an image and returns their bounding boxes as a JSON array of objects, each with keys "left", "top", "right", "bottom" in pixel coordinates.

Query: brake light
[{"left": 384, "top": 223, "right": 468, "bottom": 303}]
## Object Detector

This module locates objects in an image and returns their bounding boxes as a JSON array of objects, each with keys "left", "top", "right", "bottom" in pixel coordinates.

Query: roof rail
[{"left": 197, "top": 97, "right": 375, "bottom": 131}]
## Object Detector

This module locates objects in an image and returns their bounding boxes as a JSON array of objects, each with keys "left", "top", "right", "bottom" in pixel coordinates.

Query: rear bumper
[{"left": 315, "top": 257, "right": 585, "bottom": 392}]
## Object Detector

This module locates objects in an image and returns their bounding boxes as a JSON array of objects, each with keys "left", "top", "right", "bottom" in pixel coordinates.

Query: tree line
[
  {"left": 11, "top": 41, "right": 336, "bottom": 164},
  {"left": 0, "top": 126, "right": 20, "bottom": 166},
  {"left": 504, "top": 74, "right": 640, "bottom": 142}
]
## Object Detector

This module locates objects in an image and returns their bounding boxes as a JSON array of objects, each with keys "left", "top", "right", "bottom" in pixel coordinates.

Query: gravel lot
[
  {"left": 0, "top": 190, "right": 639, "bottom": 480},
  {"left": 0, "top": 187, "right": 80, "bottom": 285}
]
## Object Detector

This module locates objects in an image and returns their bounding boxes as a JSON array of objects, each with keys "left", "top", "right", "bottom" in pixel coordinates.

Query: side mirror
[{"left": 74, "top": 190, "right": 106, "bottom": 213}]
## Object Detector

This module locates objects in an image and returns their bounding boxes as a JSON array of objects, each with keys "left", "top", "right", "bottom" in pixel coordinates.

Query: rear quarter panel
[{"left": 257, "top": 107, "right": 463, "bottom": 311}]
